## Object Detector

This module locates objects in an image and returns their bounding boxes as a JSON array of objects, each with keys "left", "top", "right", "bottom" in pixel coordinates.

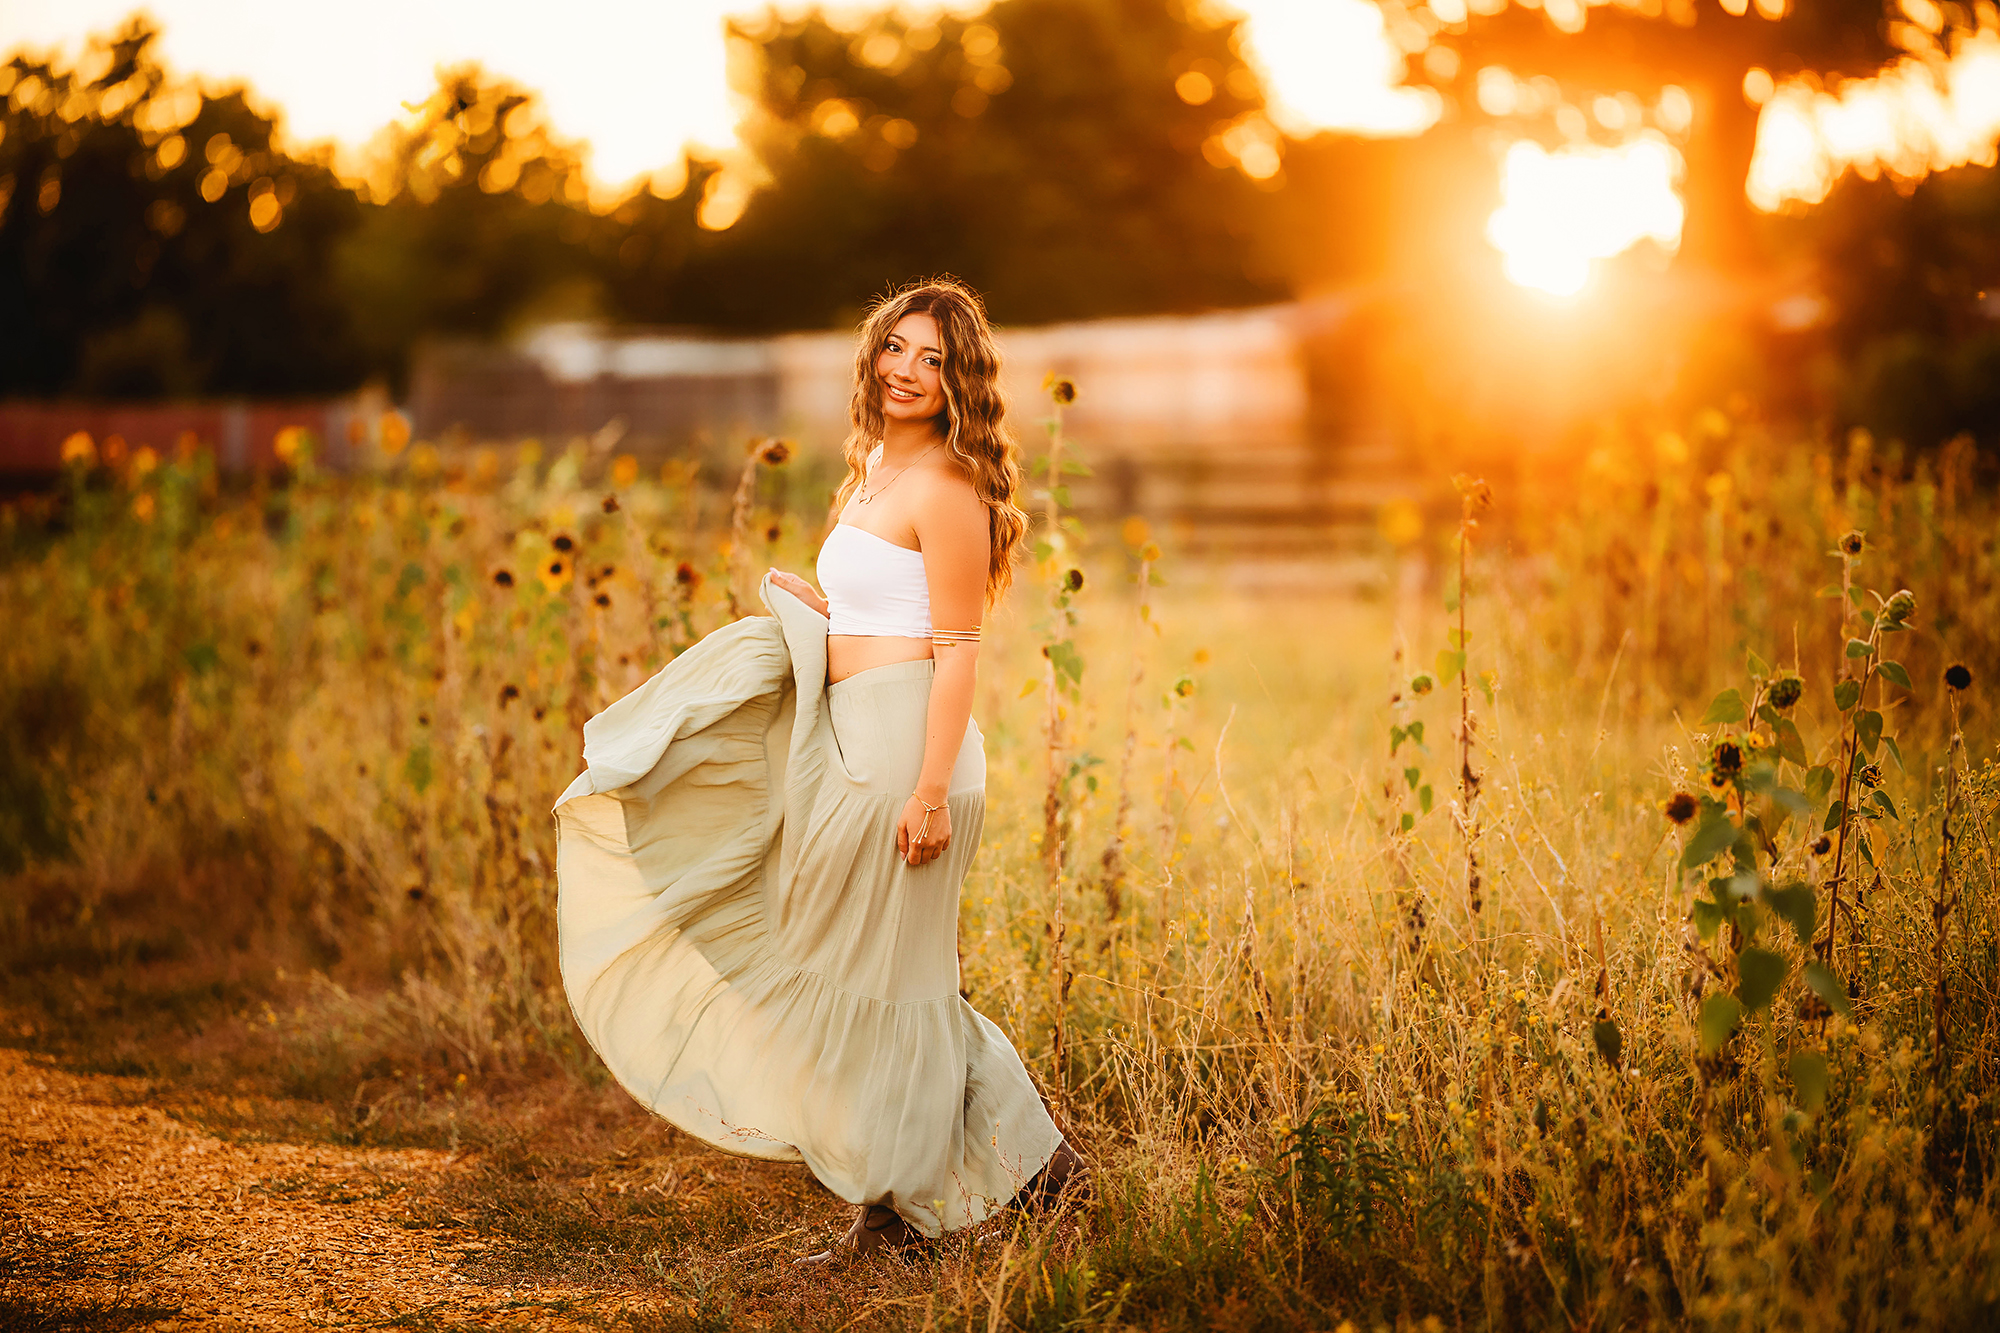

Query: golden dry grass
[{"left": 2, "top": 419, "right": 1998, "bottom": 1329}]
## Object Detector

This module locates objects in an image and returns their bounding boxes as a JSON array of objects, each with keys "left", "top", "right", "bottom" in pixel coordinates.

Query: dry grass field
[{"left": 3, "top": 411, "right": 1998, "bottom": 1330}]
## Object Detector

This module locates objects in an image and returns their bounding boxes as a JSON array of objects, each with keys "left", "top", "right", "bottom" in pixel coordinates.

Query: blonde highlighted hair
[{"left": 834, "top": 277, "right": 1030, "bottom": 603}]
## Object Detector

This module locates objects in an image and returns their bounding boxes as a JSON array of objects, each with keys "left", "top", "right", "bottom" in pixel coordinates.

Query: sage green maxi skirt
[{"left": 553, "top": 576, "right": 1061, "bottom": 1238}]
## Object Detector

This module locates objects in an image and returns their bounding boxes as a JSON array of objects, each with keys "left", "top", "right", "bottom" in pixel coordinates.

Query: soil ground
[
  {"left": 3, "top": 1039, "right": 627, "bottom": 1329},
  {"left": 0, "top": 1030, "right": 991, "bottom": 1331}
]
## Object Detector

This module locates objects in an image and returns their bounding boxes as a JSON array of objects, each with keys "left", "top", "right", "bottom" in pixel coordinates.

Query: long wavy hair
[{"left": 833, "top": 278, "right": 1030, "bottom": 603}]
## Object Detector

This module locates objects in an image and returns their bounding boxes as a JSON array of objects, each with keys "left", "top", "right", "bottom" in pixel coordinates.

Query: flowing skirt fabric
[{"left": 553, "top": 576, "right": 1060, "bottom": 1237}]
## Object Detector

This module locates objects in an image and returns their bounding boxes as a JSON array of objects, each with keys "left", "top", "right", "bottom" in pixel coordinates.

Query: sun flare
[
  {"left": 1746, "top": 26, "right": 2000, "bottom": 210},
  {"left": 1485, "top": 136, "right": 1686, "bottom": 296}
]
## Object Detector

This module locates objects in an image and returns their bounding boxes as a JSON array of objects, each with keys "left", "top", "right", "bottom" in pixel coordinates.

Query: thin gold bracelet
[{"left": 914, "top": 796, "right": 945, "bottom": 844}]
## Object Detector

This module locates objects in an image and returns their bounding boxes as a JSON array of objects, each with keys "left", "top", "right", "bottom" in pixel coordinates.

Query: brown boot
[
  {"left": 851, "top": 1203, "right": 915, "bottom": 1254},
  {"left": 795, "top": 1203, "right": 918, "bottom": 1265},
  {"left": 1015, "top": 1140, "right": 1089, "bottom": 1212}
]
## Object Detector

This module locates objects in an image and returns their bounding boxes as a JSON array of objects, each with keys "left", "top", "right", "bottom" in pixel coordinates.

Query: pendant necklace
[{"left": 857, "top": 442, "right": 940, "bottom": 505}]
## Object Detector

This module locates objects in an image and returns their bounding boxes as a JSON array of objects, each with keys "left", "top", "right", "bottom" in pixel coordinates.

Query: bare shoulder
[{"left": 907, "top": 457, "right": 984, "bottom": 521}]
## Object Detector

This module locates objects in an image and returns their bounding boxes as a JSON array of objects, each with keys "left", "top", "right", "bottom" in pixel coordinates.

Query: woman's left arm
[{"left": 898, "top": 477, "right": 990, "bottom": 867}]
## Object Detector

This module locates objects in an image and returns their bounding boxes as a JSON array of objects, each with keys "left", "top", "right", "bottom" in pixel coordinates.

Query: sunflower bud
[
  {"left": 1767, "top": 672, "right": 1804, "bottom": 710},
  {"left": 1410, "top": 674, "right": 1435, "bottom": 697},
  {"left": 1883, "top": 588, "right": 1916, "bottom": 625}
]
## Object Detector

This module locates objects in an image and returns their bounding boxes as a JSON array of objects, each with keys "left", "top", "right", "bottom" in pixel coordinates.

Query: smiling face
[{"left": 874, "top": 312, "right": 947, "bottom": 428}]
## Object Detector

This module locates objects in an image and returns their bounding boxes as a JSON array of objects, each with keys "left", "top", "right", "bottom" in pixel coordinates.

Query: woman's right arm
[{"left": 768, "top": 569, "right": 828, "bottom": 617}]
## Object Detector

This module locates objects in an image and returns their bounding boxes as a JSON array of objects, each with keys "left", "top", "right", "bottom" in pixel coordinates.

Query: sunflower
[{"left": 1709, "top": 737, "right": 1744, "bottom": 781}]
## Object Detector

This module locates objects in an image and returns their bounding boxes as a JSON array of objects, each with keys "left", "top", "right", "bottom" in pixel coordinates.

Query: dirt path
[{"left": 0, "top": 1045, "right": 613, "bottom": 1329}]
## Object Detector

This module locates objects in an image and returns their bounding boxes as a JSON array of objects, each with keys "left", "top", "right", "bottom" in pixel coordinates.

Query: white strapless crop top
[{"left": 816, "top": 523, "right": 931, "bottom": 637}]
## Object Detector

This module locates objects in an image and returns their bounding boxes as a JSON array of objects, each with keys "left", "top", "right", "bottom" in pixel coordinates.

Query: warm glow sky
[{"left": 0, "top": 0, "right": 1429, "bottom": 188}]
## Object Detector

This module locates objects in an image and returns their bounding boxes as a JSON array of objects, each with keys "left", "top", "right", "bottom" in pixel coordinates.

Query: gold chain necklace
[{"left": 857, "top": 443, "right": 940, "bottom": 505}]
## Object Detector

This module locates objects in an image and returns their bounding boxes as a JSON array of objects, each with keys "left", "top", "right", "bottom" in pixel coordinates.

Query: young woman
[{"left": 554, "top": 278, "right": 1083, "bottom": 1260}]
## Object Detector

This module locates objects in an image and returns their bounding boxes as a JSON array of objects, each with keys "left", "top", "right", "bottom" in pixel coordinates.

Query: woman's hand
[
  {"left": 768, "top": 569, "right": 828, "bottom": 618},
  {"left": 897, "top": 793, "right": 951, "bottom": 867}
]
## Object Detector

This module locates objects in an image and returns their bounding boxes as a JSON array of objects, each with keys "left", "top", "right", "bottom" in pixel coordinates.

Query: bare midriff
[{"left": 827, "top": 635, "right": 933, "bottom": 685}]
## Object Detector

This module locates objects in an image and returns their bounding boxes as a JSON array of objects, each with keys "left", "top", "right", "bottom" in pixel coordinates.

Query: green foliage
[
  {"left": 1281, "top": 1112, "right": 1403, "bottom": 1247},
  {"left": 1700, "top": 687, "right": 1747, "bottom": 725},
  {"left": 1700, "top": 992, "right": 1743, "bottom": 1054},
  {"left": 1789, "top": 1048, "right": 1829, "bottom": 1113},
  {"left": 1736, "top": 947, "right": 1787, "bottom": 1012}
]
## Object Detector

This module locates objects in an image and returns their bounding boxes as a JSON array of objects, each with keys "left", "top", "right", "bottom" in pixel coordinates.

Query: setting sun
[{"left": 1485, "top": 136, "right": 1685, "bottom": 296}]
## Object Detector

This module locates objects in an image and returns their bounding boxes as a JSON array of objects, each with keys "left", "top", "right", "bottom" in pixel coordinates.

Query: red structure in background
[{"left": 0, "top": 400, "right": 362, "bottom": 479}]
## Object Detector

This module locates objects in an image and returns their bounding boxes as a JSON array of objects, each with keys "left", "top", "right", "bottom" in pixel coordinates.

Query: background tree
[
  {"left": 0, "top": 19, "right": 365, "bottom": 398},
  {"left": 1399, "top": 0, "right": 2000, "bottom": 450},
  {"left": 611, "top": 0, "right": 1290, "bottom": 329}
]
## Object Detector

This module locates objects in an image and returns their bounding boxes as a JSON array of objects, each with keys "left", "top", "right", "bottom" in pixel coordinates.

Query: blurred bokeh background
[{"left": 4, "top": 0, "right": 1999, "bottom": 549}]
